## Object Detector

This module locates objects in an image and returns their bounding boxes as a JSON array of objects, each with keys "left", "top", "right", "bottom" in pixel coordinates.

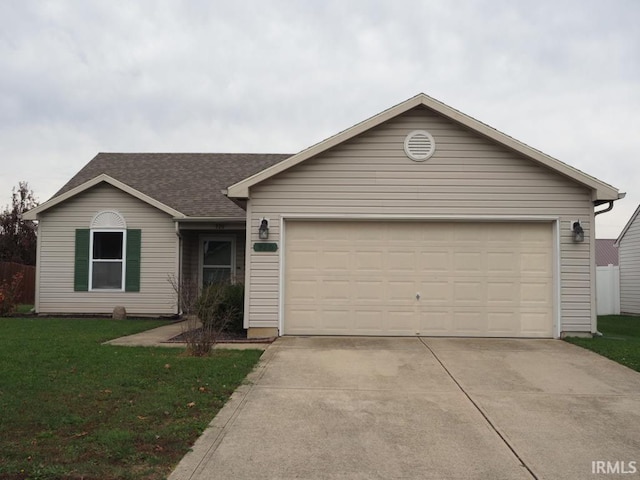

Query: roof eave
[
  {"left": 22, "top": 174, "right": 186, "bottom": 220},
  {"left": 615, "top": 204, "right": 640, "bottom": 246},
  {"left": 227, "top": 93, "right": 619, "bottom": 201}
]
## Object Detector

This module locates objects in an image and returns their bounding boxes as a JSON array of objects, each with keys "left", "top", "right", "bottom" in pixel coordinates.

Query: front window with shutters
[
  {"left": 90, "top": 230, "right": 126, "bottom": 290},
  {"left": 74, "top": 211, "right": 141, "bottom": 293}
]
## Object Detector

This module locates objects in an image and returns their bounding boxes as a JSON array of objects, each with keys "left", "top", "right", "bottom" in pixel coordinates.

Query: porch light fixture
[
  {"left": 572, "top": 221, "right": 584, "bottom": 243},
  {"left": 258, "top": 218, "right": 269, "bottom": 240}
]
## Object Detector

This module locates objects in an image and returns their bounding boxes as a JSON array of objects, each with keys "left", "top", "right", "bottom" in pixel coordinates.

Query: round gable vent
[{"left": 404, "top": 130, "right": 435, "bottom": 162}]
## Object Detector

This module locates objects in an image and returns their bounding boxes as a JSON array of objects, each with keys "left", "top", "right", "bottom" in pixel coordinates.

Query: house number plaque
[{"left": 253, "top": 242, "right": 278, "bottom": 252}]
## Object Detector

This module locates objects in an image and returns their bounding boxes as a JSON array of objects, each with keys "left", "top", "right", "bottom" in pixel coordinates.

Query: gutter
[
  {"left": 173, "top": 216, "right": 247, "bottom": 222},
  {"left": 594, "top": 192, "right": 626, "bottom": 217}
]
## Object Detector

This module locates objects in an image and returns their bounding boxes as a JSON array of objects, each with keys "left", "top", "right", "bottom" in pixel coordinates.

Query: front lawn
[
  {"left": 0, "top": 318, "right": 262, "bottom": 480},
  {"left": 565, "top": 315, "right": 640, "bottom": 372}
]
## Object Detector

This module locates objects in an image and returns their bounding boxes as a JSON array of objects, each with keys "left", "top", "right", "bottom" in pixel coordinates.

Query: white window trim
[
  {"left": 198, "top": 235, "right": 236, "bottom": 287},
  {"left": 89, "top": 228, "right": 127, "bottom": 292}
]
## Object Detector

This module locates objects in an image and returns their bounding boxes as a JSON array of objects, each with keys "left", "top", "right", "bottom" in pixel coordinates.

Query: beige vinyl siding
[
  {"left": 619, "top": 216, "right": 640, "bottom": 314},
  {"left": 36, "top": 183, "right": 178, "bottom": 315},
  {"left": 246, "top": 106, "right": 594, "bottom": 334}
]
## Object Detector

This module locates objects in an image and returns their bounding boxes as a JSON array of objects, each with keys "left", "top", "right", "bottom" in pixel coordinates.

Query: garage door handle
[{"left": 416, "top": 293, "right": 420, "bottom": 300}]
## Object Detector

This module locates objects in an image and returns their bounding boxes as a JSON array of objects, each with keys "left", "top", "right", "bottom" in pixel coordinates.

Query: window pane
[
  {"left": 92, "top": 262, "right": 123, "bottom": 289},
  {"left": 93, "top": 232, "right": 123, "bottom": 259},
  {"left": 203, "top": 267, "right": 231, "bottom": 286},
  {"left": 203, "top": 241, "right": 231, "bottom": 266}
]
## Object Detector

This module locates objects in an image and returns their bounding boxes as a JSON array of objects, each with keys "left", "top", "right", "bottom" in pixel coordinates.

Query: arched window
[{"left": 74, "top": 211, "right": 141, "bottom": 292}]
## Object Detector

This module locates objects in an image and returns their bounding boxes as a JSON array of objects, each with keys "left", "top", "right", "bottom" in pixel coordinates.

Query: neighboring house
[
  {"left": 24, "top": 93, "right": 622, "bottom": 338},
  {"left": 595, "top": 239, "right": 619, "bottom": 266},
  {"left": 615, "top": 206, "right": 640, "bottom": 314}
]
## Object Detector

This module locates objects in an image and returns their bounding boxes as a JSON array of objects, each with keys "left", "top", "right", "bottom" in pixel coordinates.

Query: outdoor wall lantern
[
  {"left": 572, "top": 221, "right": 584, "bottom": 243},
  {"left": 258, "top": 218, "right": 269, "bottom": 240}
]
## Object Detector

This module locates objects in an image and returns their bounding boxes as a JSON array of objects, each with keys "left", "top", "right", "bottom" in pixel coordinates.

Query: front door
[{"left": 200, "top": 237, "right": 235, "bottom": 287}]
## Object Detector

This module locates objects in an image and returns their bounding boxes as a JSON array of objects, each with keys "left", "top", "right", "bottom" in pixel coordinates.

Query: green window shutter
[
  {"left": 74, "top": 229, "right": 90, "bottom": 291},
  {"left": 125, "top": 229, "right": 141, "bottom": 292}
]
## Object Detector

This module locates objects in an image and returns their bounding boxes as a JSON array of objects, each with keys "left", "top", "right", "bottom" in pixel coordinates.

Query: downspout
[
  {"left": 175, "top": 222, "right": 183, "bottom": 316},
  {"left": 594, "top": 193, "right": 626, "bottom": 216},
  {"left": 591, "top": 193, "right": 625, "bottom": 336}
]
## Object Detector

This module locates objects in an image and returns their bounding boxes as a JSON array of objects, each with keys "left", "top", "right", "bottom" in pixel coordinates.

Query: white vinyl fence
[{"left": 596, "top": 265, "right": 620, "bottom": 315}]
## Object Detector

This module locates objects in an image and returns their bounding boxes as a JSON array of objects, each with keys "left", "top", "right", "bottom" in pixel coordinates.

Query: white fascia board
[
  {"left": 227, "top": 95, "right": 425, "bottom": 198},
  {"left": 174, "top": 216, "right": 247, "bottom": 223},
  {"left": 614, "top": 204, "right": 640, "bottom": 246},
  {"left": 226, "top": 93, "right": 619, "bottom": 201},
  {"left": 22, "top": 174, "right": 185, "bottom": 220}
]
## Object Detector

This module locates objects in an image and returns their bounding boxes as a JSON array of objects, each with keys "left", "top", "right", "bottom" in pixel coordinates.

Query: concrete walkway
[
  {"left": 104, "top": 321, "right": 272, "bottom": 350},
  {"left": 169, "top": 337, "right": 640, "bottom": 480}
]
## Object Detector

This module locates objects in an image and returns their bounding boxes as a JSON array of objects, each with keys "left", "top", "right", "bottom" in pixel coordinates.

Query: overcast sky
[{"left": 1, "top": 0, "right": 638, "bottom": 238}]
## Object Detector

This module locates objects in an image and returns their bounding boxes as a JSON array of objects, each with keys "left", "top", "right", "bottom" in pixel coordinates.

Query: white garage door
[{"left": 284, "top": 221, "right": 554, "bottom": 337}]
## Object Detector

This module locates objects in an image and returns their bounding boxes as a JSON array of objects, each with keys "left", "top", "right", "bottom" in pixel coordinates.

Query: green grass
[
  {"left": 0, "top": 318, "right": 262, "bottom": 480},
  {"left": 565, "top": 315, "right": 640, "bottom": 372}
]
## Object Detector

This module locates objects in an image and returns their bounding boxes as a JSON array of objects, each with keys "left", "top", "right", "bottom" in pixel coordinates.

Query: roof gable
[
  {"left": 226, "top": 93, "right": 619, "bottom": 201},
  {"left": 23, "top": 174, "right": 184, "bottom": 220},
  {"left": 25, "top": 153, "right": 291, "bottom": 220},
  {"left": 615, "top": 204, "right": 640, "bottom": 246}
]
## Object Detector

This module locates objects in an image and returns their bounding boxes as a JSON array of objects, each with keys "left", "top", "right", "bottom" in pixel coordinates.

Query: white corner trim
[
  {"left": 553, "top": 219, "right": 562, "bottom": 339},
  {"left": 278, "top": 214, "right": 286, "bottom": 336}
]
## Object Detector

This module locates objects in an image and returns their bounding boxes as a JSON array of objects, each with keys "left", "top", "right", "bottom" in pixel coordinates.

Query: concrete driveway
[{"left": 170, "top": 337, "right": 640, "bottom": 480}]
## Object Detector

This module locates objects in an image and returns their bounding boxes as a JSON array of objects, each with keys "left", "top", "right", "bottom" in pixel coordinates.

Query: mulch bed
[{"left": 166, "top": 328, "right": 276, "bottom": 344}]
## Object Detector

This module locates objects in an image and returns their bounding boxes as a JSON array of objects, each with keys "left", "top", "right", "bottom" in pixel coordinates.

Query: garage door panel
[
  {"left": 487, "top": 312, "right": 519, "bottom": 335},
  {"left": 487, "top": 282, "right": 518, "bottom": 304},
  {"left": 419, "top": 310, "right": 453, "bottom": 334},
  {"left": 453, "top": 311, "right": 484, "bottom": 334},
  {"left": 355, "top": 310, "right": 384, "bottom": 330},
  {"left": 453, "top": 252, "right": 484, "bottom": 273},
  {"left": 287, "top": 309, "right": 318, "bottom": 331},
  {"left": 322, "top": 251, "right": 351, "bottom": 271},
  {"left": 487, "top": 252, "right": 518, "bottom": 273},
  {"left": 520, "top": 312, "right": 552, "bottom": 336},
  {"left": 288, "top": 249, "right": 318, "bottom": 271},
  {"left": 320, "top": 280, "right": 351, "bottom": 302},
  {"left": 354, "top": 280, "right": 385, "bottom": 301},
  {"left": 419, "top": 251, "right": 450, "bottom": 272},
  {"left": 521, "top": 252, "right": 552, "bottom": 273},
  {"left": 385, "top": 310, "right": 416, "bottom": 334},
  {"left": 284, "top": 221, "right": 554, "bottom": 337},
  {"left": 453, "top": 281, "right": 485, "bottom": 303},
  {"left": 521, "top": 282, "right": 552, "bottom": 305},
  {"left": 287, "top": 279, "right": 318, "bottom": 302},
  {"left": 387, "top": 281, "right": 416, "bottom": 302},
  {"left": 387, "top": 251, "right": 416, "bottom": 271},
  {"left": 418, "top": 281, "right": 451, "bottom": 303},
  {"left": 355, "top": 251, "right": 384, "bottom": 271},
  {"left": 322, "top": 309, "right": 352, "bottom": 330}
]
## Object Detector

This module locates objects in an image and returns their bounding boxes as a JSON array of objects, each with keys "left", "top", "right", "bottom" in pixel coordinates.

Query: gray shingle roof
[
  {"left": 595, "top": 239, "right": 619, "bottom": 266},
  {"left": 55, "top": 153, "right": 291, "bottom": 217}
]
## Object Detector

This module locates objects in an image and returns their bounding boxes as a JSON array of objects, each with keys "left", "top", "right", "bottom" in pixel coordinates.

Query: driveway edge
[{"left": 168, "top": 342, "right": 279, "bottom": 480}]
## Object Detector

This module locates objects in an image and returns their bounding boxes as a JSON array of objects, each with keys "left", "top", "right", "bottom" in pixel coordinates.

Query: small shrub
[
  {"left": 215, "top": 283, "right": 245, "bottom": 333},
  {"left": 167, "top": 276, "right": 246, "bottom": 356},
  {"left": 183, "top": 283, "right": 236, "bottom": 356},
  {"left": 0, "top": 272, "right": 23, "bottom": 316}
]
